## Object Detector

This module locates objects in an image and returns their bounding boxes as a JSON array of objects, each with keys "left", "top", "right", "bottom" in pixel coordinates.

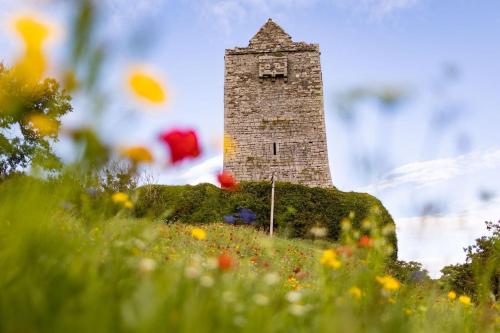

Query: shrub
[{"left": 134, "top": 181, "right": 397, "bottom": 255}]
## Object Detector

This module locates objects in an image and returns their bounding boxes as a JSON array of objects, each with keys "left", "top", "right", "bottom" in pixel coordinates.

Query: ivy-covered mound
[{"left": 134, "top": 182, "right": 397, "bottom": 255}]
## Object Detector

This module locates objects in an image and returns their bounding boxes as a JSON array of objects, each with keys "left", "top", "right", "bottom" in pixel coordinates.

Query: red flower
[
  {"left": 358, "top": 235, "right": 373, "bottom": 248},
  {"left": 217, "top": 170, "right": 237, "bottom": 190},
  {"left": 337, "top": 246, "right": 353, "bottom": 257},
  {"left": 159, "top": 129, "right": 201, "bottom": 164},
  {"left": 218, "top": 253, "right": 233, "bottom": 272}
]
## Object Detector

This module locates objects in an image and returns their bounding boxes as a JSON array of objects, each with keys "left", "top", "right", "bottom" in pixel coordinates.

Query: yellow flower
[
  {"left": 13, "top": 16, "right": 51, "bottom": 82},
  {"left": 320, "top": 249, "right": 341, "bottom": 269},
  {"left": 121, "top": 146, "right": 154, "bottom": 164},
  {"left": 15, "top": 16, "right": 49, "bottom": 47},
  {"left": 404, "top": 308, "right": 413, "bottom": 316},
  {"left": 458, "top": 295, "right": 471, "bottom": 306},
  {"left": 224, "top": 134, "right": 236, "bottom": 157},
  {"left": 27, "top": 114, "right": 58, "bottom": 136},
  {"left": 191, "top": 228, "right": 206, "bottom": 240},
  {"left": 129, "top": 70, "right": 166, "bottom": 103},
  {"left": 447, "top": 291, "right": 457, "bottom": 300},
  {"left": 348, "top": 286, "right": 362, "bottom": 299},
  {"left": 112, "top": 192, "right": 129, "bottom": 204},
  {"left": 376, "top": 275, "right": 401, "bottom": 291},
  {"left": 124, "top": 200, "right": 133, "bottom": 209}
]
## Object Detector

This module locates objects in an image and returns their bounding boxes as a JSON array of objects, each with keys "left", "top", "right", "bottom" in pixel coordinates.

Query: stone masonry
[{"left": 224, "top": 19, "right": 332, "bottom": 188}]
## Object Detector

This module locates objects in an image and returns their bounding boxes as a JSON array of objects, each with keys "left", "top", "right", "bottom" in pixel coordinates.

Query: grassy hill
[
  {"left": 0, "top": 177, "right": 495, "bottom": 332},
  {"left": 133, "top": 182, "right": 398, "bottom": 257}
]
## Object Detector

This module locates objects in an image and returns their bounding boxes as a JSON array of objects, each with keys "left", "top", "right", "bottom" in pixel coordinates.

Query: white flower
[
  {"left": 205, "top": 257, "right": 218, "bottom": 270},
  {"left": 138, "top": 258, "right": 156, "bottom": 273},
  {"left": 264, "top": 272, "right": 280, "bottom": 286},
  {"left": 289, "top": 304, "right": 311, "bottom": 317},
  {"left": 185, "top": 265, "right": 201, "bottom": 279},
  {"left": 285, "top": 291, "right": 302, "bottom": 303},
  {"left": 253, "top": 293, "right": 270, "bottom": 306},
  {"left": 200, "top": 275, "right": 214, "bottom": 288}
]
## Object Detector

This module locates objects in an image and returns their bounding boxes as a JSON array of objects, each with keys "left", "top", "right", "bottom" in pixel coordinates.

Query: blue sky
[{"left": 1, "top": 0, "right": 500, "bottom": 276}]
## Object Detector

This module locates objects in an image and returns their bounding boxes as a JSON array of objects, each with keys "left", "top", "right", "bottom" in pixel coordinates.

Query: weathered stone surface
[{"left": 224, "top": 19, "right": 332, "bottom": 188}]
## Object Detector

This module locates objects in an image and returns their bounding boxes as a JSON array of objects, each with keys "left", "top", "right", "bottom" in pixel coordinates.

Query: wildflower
[
  {"left": 13, "top": 16, "right": 50, "bottom": 82},
  {"left": 264, "top": 272, "right": 280, "bottom": 285},
  {"left": 112, "top": 192, "right": 130, "bottom": 204},
  {"left": 286, "top": 291, "right": 302, "bottom": 303},
  {"left": 123, "top": 200, "right": 133, "bottom": 209},
  {"left": 309, "top": 226, "right": 328, "bottom": 238},
  {"left": 128, "top": 70, "right": 166, "bottom": 103},
  {"left": 217, "top": 171, "right": 237, "bottom": 190},
  {"left": 217, "top": 253, "right": 233, "bottom": 272},
  {"left": 253, "top": 294, "right": 269, "bottom": 306},
  {"left": 27, "top": 114, "right": 58, "bottom": 136},
  {"left": 121, "top": 146, "right": 154, "bottom": 164},
  {"left": 224, "top": 134, "right": 236, "bottom": 156},
  {"left": 287, "top": 276, "right": 300, "bottom": 290},
  {"left": 159, "top": 129, "right": 201, "bottom": 164},
  {"left": 191, "top": 228, "right": 206, "bottom": 240},
  {"left": 358, "top": 235, "right": 373, "bottom": 248},
  {"left": 458, "top": 295, "right": 471, "bottom": 306},
  {"left": 336, "top": 246, "right": 353, "bottom": 257},
  {"left": 404, "top": 308, "right": 413, "bottom": 316},
  {"left": 320, "top": 249, "right": 341, "bottom": 269},
  {"left": 447, "top": 291, "right": 457, "bottom": 300},
  {"left": 340, "top": 218, "right": 351, "bottom": 231},
  {"left": 185, "top": 265, "right": 201, "bottom": 279},
  {"left": 376, "top": 275, "right": 401, "bottom": 291},
  {"left": 200, "top": 275, "right": 214, "bottom": 288},
  {"left": 348, "top": 286, "right": 362, "bottom": 299},
  {"left": 289, "top": 304, "right": 310, "bottom": 317},
  {"left": 138, "top": 258, "right": 156, "bottom": 274}
]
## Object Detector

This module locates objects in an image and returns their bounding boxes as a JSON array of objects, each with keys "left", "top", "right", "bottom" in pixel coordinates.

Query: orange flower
[
  {"left": 217, "top": 170, "right": 238, "bottom": 190},
  {"left": 217, "top": 253, "right": 233, "bottom": 272},
  {"left": 358, "top": 235, "right": 373, "bottom": 248}
]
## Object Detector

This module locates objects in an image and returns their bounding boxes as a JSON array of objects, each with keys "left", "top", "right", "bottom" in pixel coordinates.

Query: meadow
[{"left": 0, "top": 177, "right": 498, "bottom": 333}]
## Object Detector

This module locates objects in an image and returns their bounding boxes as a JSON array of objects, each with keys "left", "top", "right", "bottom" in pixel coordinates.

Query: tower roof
[{"left": 249, "top": 18, "right": 293, "bottom": 49}]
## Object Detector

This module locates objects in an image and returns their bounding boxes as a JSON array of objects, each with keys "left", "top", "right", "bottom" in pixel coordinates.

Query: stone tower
[{"left": 223, "top": 19, "right": 332, "bottom": 188}]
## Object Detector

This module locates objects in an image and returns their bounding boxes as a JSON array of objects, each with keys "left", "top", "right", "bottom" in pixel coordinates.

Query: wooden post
[{"left": 270, "top": 172, "right": 275, "bottom": 237}]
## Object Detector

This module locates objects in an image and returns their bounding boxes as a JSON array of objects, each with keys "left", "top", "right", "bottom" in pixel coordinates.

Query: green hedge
[{"left": 133, "top": 181, "right": 397, "bottom": 255}]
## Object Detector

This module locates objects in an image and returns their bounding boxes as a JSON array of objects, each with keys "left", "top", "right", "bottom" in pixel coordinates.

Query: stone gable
[{"left": 223, "top": 19, "right": 332, "bottom": 188}]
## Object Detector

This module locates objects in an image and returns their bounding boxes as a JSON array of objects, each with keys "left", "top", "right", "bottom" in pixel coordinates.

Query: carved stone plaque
[{"left": 258, "top": 55, "right": 288, "bottom": 78}]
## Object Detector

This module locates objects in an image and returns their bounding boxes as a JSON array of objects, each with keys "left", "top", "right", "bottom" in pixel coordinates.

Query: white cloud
[
  {"left": 157, "top": 154, "right": 222, "bottom": 186},
  {"left": 396, "top": 198, "right": 500, "bottom": 277},
  {"left": 364, "top": 148, "right": 500, "bottom": 192}
]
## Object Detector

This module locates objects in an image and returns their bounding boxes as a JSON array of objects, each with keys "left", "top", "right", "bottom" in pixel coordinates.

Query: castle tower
[{"left": 223, "top": 19, "right": 332, "bottom": 188}]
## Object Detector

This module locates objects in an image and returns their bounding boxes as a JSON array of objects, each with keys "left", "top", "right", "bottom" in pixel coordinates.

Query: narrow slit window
[{"left": 273, "top": 142, "right": 277, "bottom": 155}]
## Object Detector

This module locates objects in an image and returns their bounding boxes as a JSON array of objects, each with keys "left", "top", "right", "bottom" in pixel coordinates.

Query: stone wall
[{"left": 223, "top": 19, "right": 332, "bottom": 188}]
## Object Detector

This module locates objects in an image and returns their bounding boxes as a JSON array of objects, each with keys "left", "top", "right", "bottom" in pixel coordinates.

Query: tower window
[{"left": 273, "top": 142, "right": 277, "bottom": 155}]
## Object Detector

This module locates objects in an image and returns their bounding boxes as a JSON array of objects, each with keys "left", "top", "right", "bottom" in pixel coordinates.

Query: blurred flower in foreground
[
  {"left": 376, "top": 275, "right": 401, "bottom": 291},
  {"left": 224, "top": 134, "right": 236, "bottom": 156},
  {"left": 159, "top": 129, "right": 201, "bottom": 164},
  {"left": 309, "top": 226, "right": 327, "bottom": 238},
  {"left": 26, "top": 114, "right": 58, "bottom": 136},
  {"left": 13, "top": 16, "right": 50, "bottom": 83},
  {"left": 138, "top": 258, "right": 156, "bottom": 274},
  {"left": 358, "top": 235, "right": 373, "bottom": 248},
  {"left": 458, "top": 295, "right": 471, "bottom": 306},
  {"left": 112, "top": 192, "right": 133, "bottom": 209},
  {"left": 191, "top": 228, "right": 206, "bottom": 240},
  {"left": 349, "top": 286, "right": 362, "bottom": 299},
  {"left": 120, "top": 146, "right": 154, "bottom": 164},
  {"left": 217, "top": 170, "right": 237, "bottom": 190},
  {"left": 447, "top": 291, "right": 457, "bottom": 300},
  {"left": 320, "top": 249, "right": 341, "bottom": 269},
  {"left": 129, "top": 70, "right": 166, "bottom": 104},
  {"left": 217, "top": 253, "right": 233, "bottom": 271}
]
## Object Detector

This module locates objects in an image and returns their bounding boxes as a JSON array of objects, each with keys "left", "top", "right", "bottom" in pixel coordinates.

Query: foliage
[
  {"left": 0, "top": 65, "right": 72, "bottom": 178},
  {"left": 133, "top": 181, "right": 398, "bottom": 256},
  {"left": 440, "top": 221, "right": 500, "bottom": 300},
  {"left": 387, "top": 260, "right": 431, "bottom": 285},
  {"left": 0, "top": 176, "right": 498, "bottom": 333}
]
